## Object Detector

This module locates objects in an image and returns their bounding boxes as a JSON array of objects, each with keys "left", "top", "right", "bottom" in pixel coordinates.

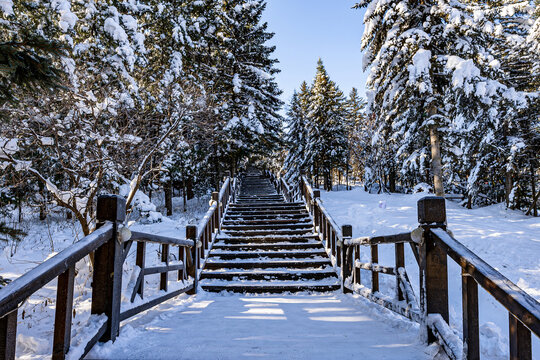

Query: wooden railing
[
  {"left": 265, "top": 171, "right": 300, "bottom": 202},
  {"left": 0, "top": 177, "right": 237, "bottom": 360},
  {"left": 292, "top": 175, "right": 539, "bottom": 360}
]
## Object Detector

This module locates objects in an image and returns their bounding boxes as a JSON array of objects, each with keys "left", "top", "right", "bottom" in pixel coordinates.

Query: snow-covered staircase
[{"left": 200, "top": 172, "right": 339, "bottom": 293}]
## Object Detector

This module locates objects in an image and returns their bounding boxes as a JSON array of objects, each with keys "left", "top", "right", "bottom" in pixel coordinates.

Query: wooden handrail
[
  {"left": 0, "top": 176, "right": 239, "bottom": 360},
  {"left": 283, "top": 173, "right": 540, "bottom": 360},
  {"left": 315, "top": 198, "right": 342, "bottom": 238},
  {"left": 130, "top": 231, "right": 195, "bottom": 247},
  {"left": 431, "top": 227, "right": 540, "bottom": 337},
  {"left": 0, "top": 224, "right": 114, "bottom": 317}
]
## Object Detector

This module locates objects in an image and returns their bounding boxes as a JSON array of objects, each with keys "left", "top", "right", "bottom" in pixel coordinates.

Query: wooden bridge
[{"left": 0, "top": 170, "right": 539, "bottom": 359}]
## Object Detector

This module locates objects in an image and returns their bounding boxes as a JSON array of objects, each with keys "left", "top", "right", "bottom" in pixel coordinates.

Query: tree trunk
[
  {"left": 530, "top": 164, "right": 538, "bottom": 217},
  {"left": 389, "top": 167, "right": 396, "bottom": 193},
  {"left": 164, "top": 178, "right": 173, "bottom": 216},
  {"left": 429, "top": 124, "right": 444, "bottom": 197},
  {"left": 505, "top": 170, "right": 513, "bottom": 208}
]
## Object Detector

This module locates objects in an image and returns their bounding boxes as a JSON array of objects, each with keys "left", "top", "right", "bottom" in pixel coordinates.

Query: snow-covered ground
[
  {"left": 0, "top": 194, "right": 211, "bottom": 359},
  {"left": 88, "top": 291, "right": 440, "bottom": 360},
  {"left": 320, "top": 187, "right": 540, "bottom": 360},
  {"left": 2, "top": 187, "right": 539, "bottom": 359}
]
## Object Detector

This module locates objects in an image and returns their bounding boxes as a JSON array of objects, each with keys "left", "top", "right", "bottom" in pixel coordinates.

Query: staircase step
[
  {"left": 222, "top": 218, "right": 311, "bottom": 226},
  {"left": 218, "top": 235, "right": 319, "bottom": 244},
  {"left": 227, "top": 210, "right": 308, "bottom": 216},
  {"left": 201, "top": 282, "right": 341, "bottom": 293},
  {"left": 222, "top": 223, "right": 312, "bottom": 231},
  {"left": 230, "top": 202, "right": 304, "bottom": 208},
  {"left": 225, "top": 214, "right": 310, "bottom": 221},
  {"left": 204, "top": 259, "right": 332, "bottom": 270},
  {"left": 200, "top": 269, "right": 338, "bottom": 281},
  {"left": 223, "top": 229, "right": 314, "bottom": 237},
  {"left": 208, "top": 249, "right": 327, "bottom": 260},
  {"left": 212, "top": 243, "right": 322, "bottom": 251}
]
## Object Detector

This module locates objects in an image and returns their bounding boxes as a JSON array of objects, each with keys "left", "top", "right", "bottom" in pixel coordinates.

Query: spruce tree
[{"left": 305, "top": 59, "right": 347, "bottom": 190}]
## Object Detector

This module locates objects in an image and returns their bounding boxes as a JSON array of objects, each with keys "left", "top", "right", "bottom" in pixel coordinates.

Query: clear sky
[{"left": 261, "top": 0, "right": 368, "bottom": 109}]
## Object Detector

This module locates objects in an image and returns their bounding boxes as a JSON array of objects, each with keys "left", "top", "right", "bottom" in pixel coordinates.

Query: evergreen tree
[
  {"left": 305, "top": 59, "right": 347, "bottom": 190},
  {"left": 355, "top": 0, "right": 530, "bottom": 199}
]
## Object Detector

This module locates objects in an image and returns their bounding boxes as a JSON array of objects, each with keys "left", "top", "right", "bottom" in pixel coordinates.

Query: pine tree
[
  {"left": 345, "top": 88, "right": 367, "bottom": 190},
  {"left": 0, "top": 1, "right": 70, "bottom": 104},
  {"left": 305, "top": 59, "right": 347, "bottom": 191}
]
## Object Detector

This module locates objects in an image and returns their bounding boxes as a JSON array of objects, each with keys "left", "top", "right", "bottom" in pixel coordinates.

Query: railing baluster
[
  {"left": 178, "top": 246, "right": 185, "bottom": 281},
  {"left": 395, "top": 243, "right": 405, "bottom": 301},
  {"left": 0, "top": 309, "right": 17, "bottom": 360},
  {"left": 371, "top": 244, "right": 379, "bottom": 293},
  {"left": 136, "top": 241, "right": 146, "bottom": 298},
  {"left": 341, "top": 225, "right": 353, "bottom": 294},
  {"left": 354, "top": 245, "right": 361, "bottom": 286},
  {"left": 212, "top": 192, "right": 219, "bottom": 233},
  {"left": 509, "top": 314, "right": 532, "bottom": 360},
  {"left": 52, "top": 265, "right": 75, "bottom": 360},
  {"left": 186, "top": 225, "right": 198, "bottom": 295},
  {"left": 462, "top": 271, "right": 479, "bottom": 360},
  {"left": 160, "top": 244, "right": 169, "bottom": 291}
]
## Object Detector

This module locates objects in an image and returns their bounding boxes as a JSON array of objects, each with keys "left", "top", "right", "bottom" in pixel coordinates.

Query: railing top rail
[
  {"left": 315, "top": 198, "right": 343, "bottom": 239},
  {"left": 301, "top": 175, "right": 315, "bottom": 198},
  {"left": 130, "top": 231, "right": 194, "bottom": 247},
  {"left": 218, "top": 177, "right": 231, "bottom": 201},
  {"left": 431, "top": 228, "right": 540, "bottom": 337},
  {"left": 346, "top": 232, "right": 412, "bottom": 246},
  {"left": 0, "top": 223, "right": 114, "bottom": 316}
]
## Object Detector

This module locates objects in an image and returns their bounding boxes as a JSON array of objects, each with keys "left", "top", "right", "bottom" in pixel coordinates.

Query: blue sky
[{"left": 262, "top": 0, "right": 368, "bottom": 108}]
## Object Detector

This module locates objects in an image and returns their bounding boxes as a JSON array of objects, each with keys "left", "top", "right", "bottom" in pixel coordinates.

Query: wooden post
[
  {"left": 462, "top": 270, "right": 479, "bottom": 360},
  {"left": 371, "top": 245, "right": 379, "bottom": 293},
  {"left": 395, "top": 243, "right": 405, "bottom": 301},
  {"left": 341, "top": 225, "right": 353, "bottom": 294},
  {"left": 186, "top": 225, "right": 198, "bottom": 295},
  {"left": 212, "top": 192, "right": 220, "bottom": 232},
  {"left": 509, "top": 314, "right": 532, "bottom": 360},
  {"left": 92, "top": 195, "right": 125, "bottom": 342},
  {"left": 418, "top": 196, "right": 448, "bottom": 343},
  {"left": 0, "top": 309, "right": 17, "bottom": 360},
  {"left": 52, "top": 266, "right": 75, "bottom": 360}
]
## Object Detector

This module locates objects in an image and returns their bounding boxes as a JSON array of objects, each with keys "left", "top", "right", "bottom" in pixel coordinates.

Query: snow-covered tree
[
  {"left": 356, "top": 0, "right": 531, "bottom": 200},
  {"left": 305, "top": 59, "right": 348, "bottom": 190}
]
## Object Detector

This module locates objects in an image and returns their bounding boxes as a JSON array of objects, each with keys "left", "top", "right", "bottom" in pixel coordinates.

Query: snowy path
[{"left": 87, "top": 292, "right": 430, "bottom": 360}]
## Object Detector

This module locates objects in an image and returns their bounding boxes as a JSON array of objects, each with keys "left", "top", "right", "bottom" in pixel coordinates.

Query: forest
[{"left": 1, "top": 0, "right": 539, "bottom": 247}]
